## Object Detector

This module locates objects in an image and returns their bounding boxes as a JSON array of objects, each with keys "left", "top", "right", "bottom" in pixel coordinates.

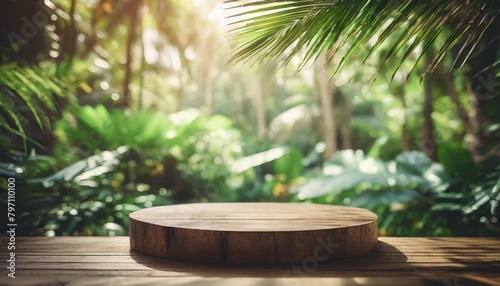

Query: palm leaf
[
  {"left": 0, "top": 63, "right": 70, "bottom": 151},
  {"left": 226, "top": 0, "right": 500, "bottom": 75}
]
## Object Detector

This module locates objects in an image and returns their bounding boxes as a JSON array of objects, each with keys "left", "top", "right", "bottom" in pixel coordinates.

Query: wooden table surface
[{"left": 1, "top": 237, "right": 499, "bottom": 285}]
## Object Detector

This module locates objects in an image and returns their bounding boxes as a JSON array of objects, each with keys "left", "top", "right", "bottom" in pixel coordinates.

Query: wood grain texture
[
  {"left": 1, "top": 237, "right": 499, "bottom": 285},
  {"left": 129, "top": 203, "right": 378, "bottom": 264}
]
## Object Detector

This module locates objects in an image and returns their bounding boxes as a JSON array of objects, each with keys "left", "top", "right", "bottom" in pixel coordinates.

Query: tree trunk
[
  {"left": 445, "top": 72, "right": 469, "bottom": 126},
  {"left": 342, "top": 94, "right": 353, "bottom": 150},
  {"left": 316, "top": 60, "right": 337, "bottom": 158},
  {"left": 175, "top": 73, "right": 185, "bottom": 112},
  {"left": 252, "top": 73, "right": 267, "bottom": 140},
  {"left": 234, "top": 74, "right": 245, "bottom": 116},
  {"left": 421, "top": 51, "right": 437, "bottom": 160},
  {"left": 465, "top": 15, "right": 500, "bottom": 167},
  {"left": 202, "top": 33, "right": 215, "bottom": 116},
  {"left": 138, "top": 18, "right": 145, "bottom": 111},
  {"left": 204, "top": 70, "right": 214, "bottom": 116},
  {"left": 122, "top": 4, "right": 140, "bottom": 109},
  {"left": 397, "top": 84, "right": 411, "bottom": 151}
]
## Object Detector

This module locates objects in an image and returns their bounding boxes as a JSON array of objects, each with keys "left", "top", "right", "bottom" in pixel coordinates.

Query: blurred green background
[{"left": 0, "top": 0, "right": 499, "bottom": 237}]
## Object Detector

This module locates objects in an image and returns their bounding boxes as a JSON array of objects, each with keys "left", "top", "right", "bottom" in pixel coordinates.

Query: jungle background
[{"left": 0, "top": 0, "right": 499, "bottom": 237}]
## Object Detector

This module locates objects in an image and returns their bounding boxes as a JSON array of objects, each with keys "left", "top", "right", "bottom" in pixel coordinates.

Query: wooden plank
[
  {"left": 1, "top": 237, "right": 499, "bottom": 286},
  {"left": 7, "top": 236, "right": 499, "bottom": 243},
  {"left": 5, "top": 269, "right": 500, "bottom": 278},
  {"left": 7, "top": 261, "right": 500, "bottom": 272},
  {"left": 2, "top": 253, "right": 499, "bottom": 263},
  {"left": 6, "top": 236, "right": 500, "bottom": 247},
  {"left": 3, "top": 237, "right": 500, "bottom": 257},
  {"left": 6, "top": 276, "right": 500, "bottom": 286}
]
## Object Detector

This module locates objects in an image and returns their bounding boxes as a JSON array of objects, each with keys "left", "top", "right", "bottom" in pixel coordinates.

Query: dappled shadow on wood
[
  {"left": 128, "top": 240, "right": 497, "bottom": 285},
  {"left": 128, "top": 241, "right": 406, "bottom": 281},
  {"left": 4, "top": 237, "right": 498, "bottom": 285}
]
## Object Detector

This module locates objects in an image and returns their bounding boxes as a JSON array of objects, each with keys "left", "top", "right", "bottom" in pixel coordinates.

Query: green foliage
[
  {"left": 0, "top": 0, "right": 498, "bottom": 240},
  {"left": 0, "top": 63, "right": 70, "bottom": 151},
  {"left": 0, "top": 148, "right": 134, "bottom": 236},
  {"left": 230, "top": 146, "right": 307, "bottom": 201},
  {"left": 293, "top": 150, "right": 499, "bottom": 236},
  {"left": 438, "top": 142, "right": 477, "bottom": 179},
  {"left": 56, "top": 105, "right": 174, "bottom": 153},
  {"left": 295, "top": 150, "right": 443, "bottom": 199},
  {"left": 1, "top": 106, "right": 245, "bottom": 236},
  {"left": 227, "top": 0, "right": 499, "bottom": 76},
  {"left": 54, "top": 105, "right": 236, "bottom": 159},
  {"left": 273, "top": 147, "right": 303, "bottom": 183}
]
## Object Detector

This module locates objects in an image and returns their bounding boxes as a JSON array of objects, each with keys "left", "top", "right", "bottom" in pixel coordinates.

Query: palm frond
[
  {"left": 226, "top": 0, "right": 500, "bottom": 75},
  {"left": 0, "top": 63, "right": 69, "bottom": 151}
]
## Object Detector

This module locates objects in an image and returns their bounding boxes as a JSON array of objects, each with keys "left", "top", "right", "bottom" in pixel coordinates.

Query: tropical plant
[
  {"left": 0, "top": 148, "right": 133, "bottom": 236},
  {"left": 293, "top": 149, "right": 500, "bottom": 236},
  {"left": 227, "top": 0, "right": 498, "bottom": 73},
  {"left": 0, "top": 0, "right": 223, "bottom": 149},
  {"left": 226, "top": 0, "right": 500, "bottom": 164},
  {"left": 0, "top": 0, "right": 77, "bottom": 152},
  {"left": 0, "top": 64, "right": 73, "bottom": 153},
  {"left": 225, "top": 1, "right": 500, "bottom": 237},
  {"left": 4, "top": 106, "right": 252, "bottom": 236},
  {"left": 231, "top": 145, "right": 307, "bottom": 201}
]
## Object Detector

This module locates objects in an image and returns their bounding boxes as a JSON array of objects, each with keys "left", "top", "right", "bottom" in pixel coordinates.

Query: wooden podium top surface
[{"left": 128, "top": 202, "right": 378, "bottom": 232}]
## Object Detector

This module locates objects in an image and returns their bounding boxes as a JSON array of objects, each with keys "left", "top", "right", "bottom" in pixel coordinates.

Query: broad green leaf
[
  {"left": 231, "top": 147, "right": 288, "bottom": 173},
  {"left": 295, "top": 171, "right": 427, "bottom": 199},
  {"left": 350, "top": 189, "right": 422, "bottom": 209},
  {"left": 395, "top": 151, "right": 432, "bottom": 176},
  {"left": 28, "top": 147, "right": 129, "bottom": 186},
  {"left": 274, "top": 147, "right": 303, "bottom": 182},
  {"left": 437, "top": 142, "right": 477, "bottom": 178}
]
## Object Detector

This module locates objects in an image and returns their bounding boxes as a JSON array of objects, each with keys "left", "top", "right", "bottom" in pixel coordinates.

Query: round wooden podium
[{"left": 129, "top": 203, "right": 378, "bottom": 264}]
